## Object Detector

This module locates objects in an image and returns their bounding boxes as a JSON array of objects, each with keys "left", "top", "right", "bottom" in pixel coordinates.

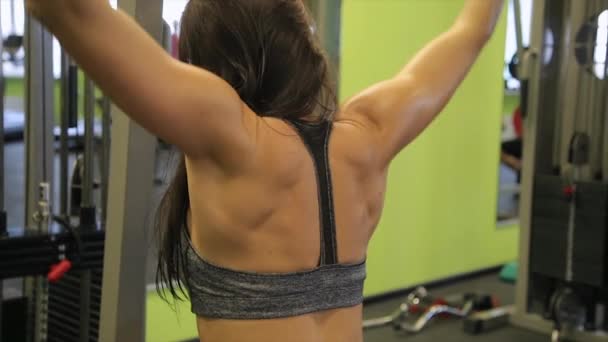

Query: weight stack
[
  {"left": 529, "top": 175, "right": 608, "bottom": 287},
  {"left": 47, "top": 269, "right": 103, "bottom": 342}
]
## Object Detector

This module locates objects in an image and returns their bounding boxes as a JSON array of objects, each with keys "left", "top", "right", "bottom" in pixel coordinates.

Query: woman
[{"left": 27, "top": 0, "right": 504, "bottom": 341}]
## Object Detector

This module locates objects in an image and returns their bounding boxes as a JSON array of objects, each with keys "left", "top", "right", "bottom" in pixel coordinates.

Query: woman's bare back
[{"left": 185, "top": 111, "right": 387, "bottom": 342}]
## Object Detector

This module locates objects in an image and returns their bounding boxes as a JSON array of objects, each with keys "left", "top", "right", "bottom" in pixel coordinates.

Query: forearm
[
  {"left": 397, "top": 0, "right": 504, "bottom": 81},
  {"left": 455, "top": 0, "right": 505, "bottom": 42},
  {"left": 501, "top": 152, "right": 522, "bottom": 171}
]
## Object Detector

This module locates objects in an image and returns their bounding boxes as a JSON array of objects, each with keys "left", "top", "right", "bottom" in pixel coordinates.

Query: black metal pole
[
  {"left": 68, "top": 62, "right": 78, "bottom": 129},
  {"left": 81, "top": 76, "right": 97, "bottom": 342},
  {"left": 9, "top": 0, "right": 16, "bottom": 34},
  {"left": 0, "top": 11, "right": 6, "bottom": 342},
  {"left": 0, "top": 6, "right": 7, "bottom": 238},
  {"left": 81, "top": 78, "right": 96, "bottom": 230},
  {"left": 100, "top": 97, "right": 111, "bottom": 229},
  {"left": 59, "top": 53, "right": 70, "bottom": 217}
]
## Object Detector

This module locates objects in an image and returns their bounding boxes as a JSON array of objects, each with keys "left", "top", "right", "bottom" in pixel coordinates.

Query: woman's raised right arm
[{"left": 343, "top": 0, "right": 504, "bottom": 167}]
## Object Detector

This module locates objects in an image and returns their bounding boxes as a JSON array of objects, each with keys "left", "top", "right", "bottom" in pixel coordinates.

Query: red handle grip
[
  {"left": 564, "top": 185, "right": 576, "bottom": 200},
  {"left": 48, "top": 260, "right": 72, "bottom": 283}
]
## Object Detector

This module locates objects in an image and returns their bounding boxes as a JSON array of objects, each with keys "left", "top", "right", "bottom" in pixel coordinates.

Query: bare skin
[
  {"left": 501, "top": 152, "right": 523, "bottom": 171},
  {"left": 28, "top": 0, "right": 504, "bottom": 341}
]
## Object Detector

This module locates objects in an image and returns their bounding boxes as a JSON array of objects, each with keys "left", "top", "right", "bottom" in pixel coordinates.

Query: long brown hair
[{"left": 155, "top": 0, "right": 337, "bottom": 302}]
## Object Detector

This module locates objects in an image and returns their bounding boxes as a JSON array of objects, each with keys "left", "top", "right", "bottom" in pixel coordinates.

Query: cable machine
[
  {"left": 0, "top": 1, "right": 162, "bottom": 341},
  {"left": 513, "top": 0, "right": 608, "bottom": 340}
]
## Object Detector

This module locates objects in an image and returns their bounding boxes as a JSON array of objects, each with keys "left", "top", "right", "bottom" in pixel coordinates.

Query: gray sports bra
[{"left": 184, "top": 119, "right": 367, "bottom": 320}]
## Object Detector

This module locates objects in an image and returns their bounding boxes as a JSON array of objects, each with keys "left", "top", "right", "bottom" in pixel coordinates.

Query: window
[
  {"left": 497, "top": 0, "right": 533, "bottom": 224},
  {"left": 1, "top": 0, "right": 29, "bottom": 77},
  {"left": 595, "top": 10, "right": 608, "bottom": 79},
  {"left": 575, "top": 9, "right": 608, "bottom": 80},
  {"left": 504, "top": 0, "right": 534, "bottom": 90}
]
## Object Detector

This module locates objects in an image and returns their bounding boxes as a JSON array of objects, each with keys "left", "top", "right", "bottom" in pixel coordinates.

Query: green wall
[
  {"left": 340, "top": 0, "right": 518, "bottom": 297},
  {"left": 5, "top": 78, "right": 61, "bottom": 118},
  {"left": 504, "top": 92, "right": 520, "bottom": 116},
  {"left": 147, "top": 292, "right": 198, "bottom": 342},
  {"left": 5, "top": 78, "right": 26, "bottom": 98},
  {"left": 4, "top": 76, "right": 101, "bottom": 121}
]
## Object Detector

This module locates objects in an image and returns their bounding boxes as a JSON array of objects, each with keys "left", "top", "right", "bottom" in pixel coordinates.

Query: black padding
[
  {"left": 530, "top": 175, "right": 569, "bottom": 279},
  {"left": 572, "top": 181, "right": 608, "bottom": 287},
  {"left": 0, "top": 211, "right": 6, "bottom": 237},
  {"left": 80, "top": 206, "right": 97, "bottom": 230},
  {"left": 2, "top": 297, "right": 27, "bottom": 342}
]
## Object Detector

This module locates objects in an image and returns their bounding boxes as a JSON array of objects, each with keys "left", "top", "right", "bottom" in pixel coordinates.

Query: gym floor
[{"left": 361, "top": 273, "right": 546, "bottom": 342}]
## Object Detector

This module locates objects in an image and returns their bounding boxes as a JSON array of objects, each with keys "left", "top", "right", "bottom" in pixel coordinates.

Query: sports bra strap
[{"left": 285, "top": 119, "right": 338, "bottom": 266}]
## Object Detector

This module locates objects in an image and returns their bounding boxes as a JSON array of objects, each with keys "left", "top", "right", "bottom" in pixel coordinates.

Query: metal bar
[
  {"left": 9, "top": 0, "right": 16, "bottom": 33},
  {"left": 308, "top": 0, "right": 342, "bottom": 99},
  {"left": 100, "top": 96, "right": 111, "bottom": 228},
  {"left": 513, "top": 0, "right": 525, "bottom": 54},
  {"left": 600, "top": 0, "right": 608, "bottom": 180},
  {"left": 0, "top": 0, "right": 5, "bottom": 214},
  {"left": 0, "top": 8, "right": 5, "bottom": 342},
  {"left": 24, "top": 17, "right": 54, "bottom": 232},
  {"left": 589, "top": 71, "right": 603, "bottom": 179},
  {"left": 68, "top": 61, "right": 78, "bottom": 129},
  {"left": 552, "top": 0, "right": 571, "bottom": 171},
  {"left": 0, "top": 280, "right": 3, "bottom": 342},
  {"left": 574, "top": 59, "right": 591, "bottom": 181},
  {"left": 604, "top": 115, "right": 608, "bottom": 181},
  {"left": 597, "top": 0, "right": 606, "bottom": 180},
  {"left": 0, "top": 32, "right": 6, "bottom": 219},
  {"left": 513, "top": 0, "right": 546, "bottom": 323},
  {"left": 98, "top": 0, "right": 163, "bottom": 340},
  {"left": 60, "top": 52, "right": 70, "bottom": 216},
  {"left": 23, "top": 12, "right": 55, "bottom": 342},
  {"left": 83, "top": 77, "right": 95, "bottom": 209},
  {"left": 80, "top": 271, "right": 92, "bottom": 342},
  {"left": 581, "top": 1, "right": 598, "bottom": 180},
  {"left": 558, "top": 1, "right": 586, "bottom": 170}
]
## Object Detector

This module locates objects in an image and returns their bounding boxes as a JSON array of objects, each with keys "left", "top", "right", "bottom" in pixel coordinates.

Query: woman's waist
[{"left": 195, "top": 305, "right": 364, "bottom": 342}]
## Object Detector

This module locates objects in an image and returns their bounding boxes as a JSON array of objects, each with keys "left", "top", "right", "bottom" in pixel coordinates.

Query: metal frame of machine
[
  {"left": 512, "top": 0, "right": 551, "bottom": 334},
  {"left": 0, "top": 0, "right": 162, "bottom": 341},
  {"left": 0, "top": 5, "right": 6, "bottom": 340},
  {"left": 22, "top": 14, "right": 55, "bottom": 342},
  {"left": 98, "top": 0, "right": 163, "bottom": 340},
  {"left": 306, "top": 0, "right": 342, "bottom": 97},
  {"left": 513, "top": 0, "right": 608, "bottom": 340}
]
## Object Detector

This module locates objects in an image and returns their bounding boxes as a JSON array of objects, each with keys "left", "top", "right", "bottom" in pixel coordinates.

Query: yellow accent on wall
[{"left": 340, "top": 0, "right": 518, "bottom": 296}]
